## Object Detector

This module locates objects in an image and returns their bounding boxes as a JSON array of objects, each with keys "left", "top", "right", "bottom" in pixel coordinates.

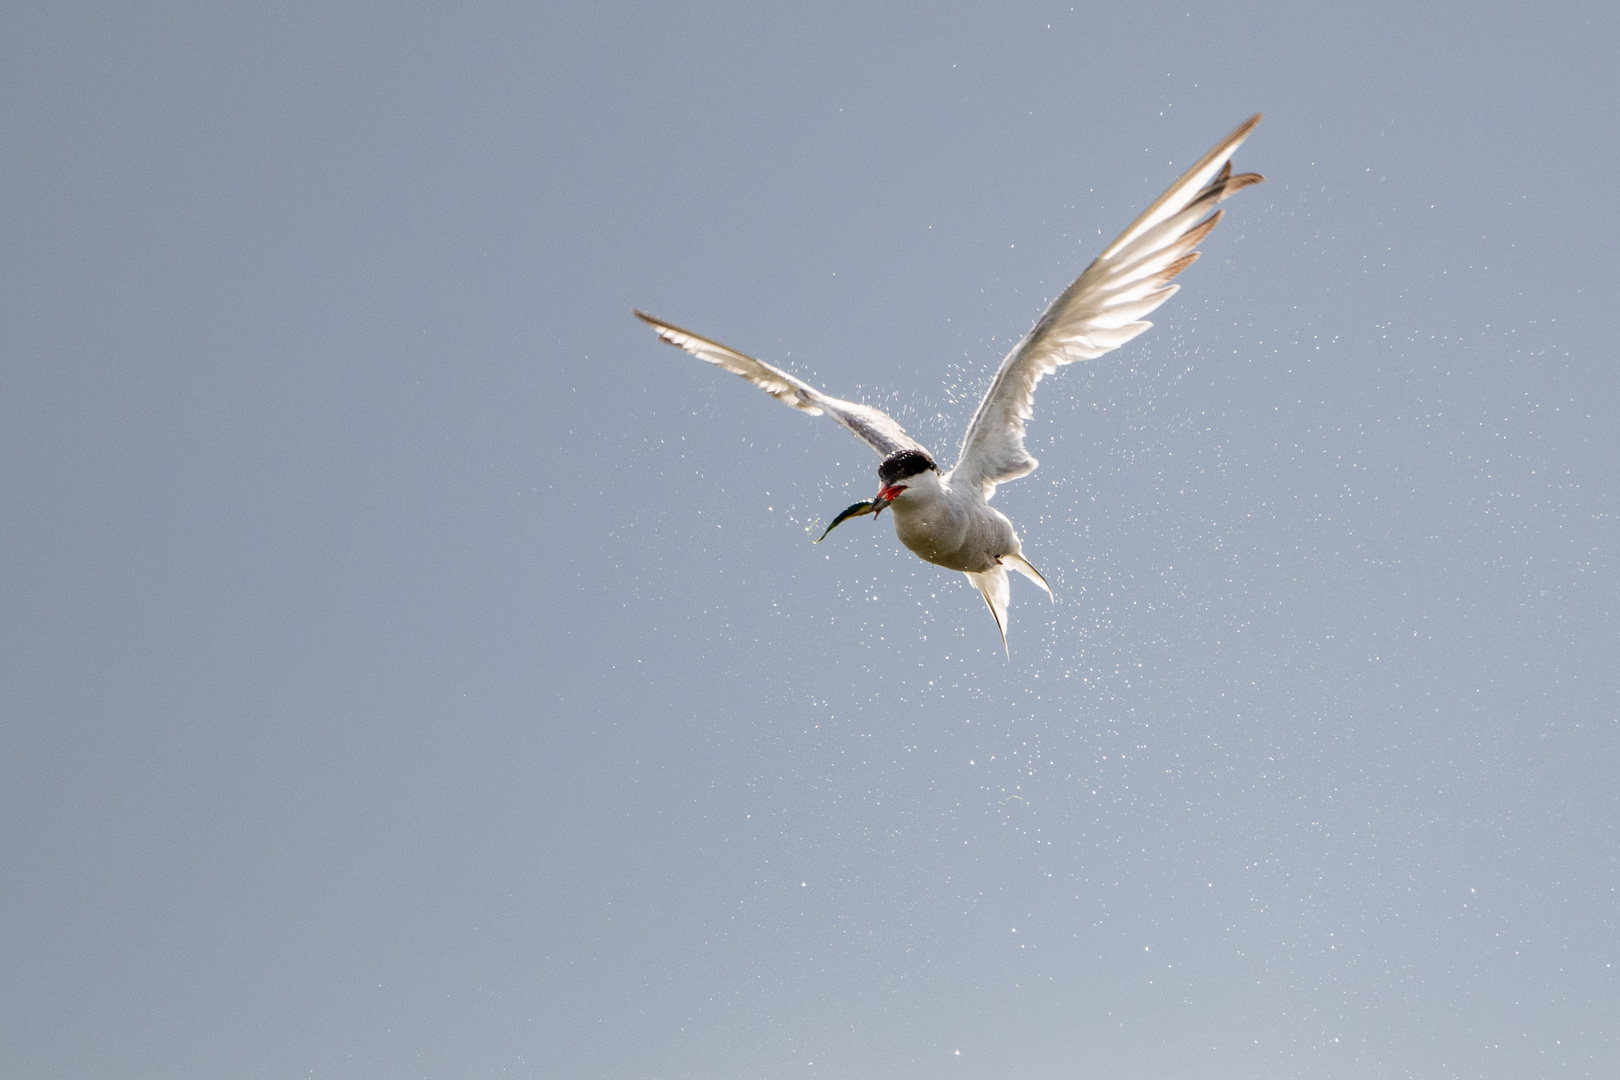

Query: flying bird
[{"left": 637, "top": 115, "right": 1264, "bottom": 652}]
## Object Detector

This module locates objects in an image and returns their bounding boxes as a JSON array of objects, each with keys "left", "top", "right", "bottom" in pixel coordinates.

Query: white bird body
[
  {"left": 885, "top": 469, "right": 997, "bottom": 572},
  {"left": 637, "top": 116, "right": 1264, "bottom": 652}
]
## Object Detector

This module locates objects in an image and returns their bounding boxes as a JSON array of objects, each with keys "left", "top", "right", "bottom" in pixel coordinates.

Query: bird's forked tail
[
  {"left": 1001, "top": 552, "right": 1053, "bottom": 602},
  {"left": 965, "top": 555, "right": 1054, "bottom": 656},
  {"left": 964, "top": 566, "right": 1011, "bottom": 657}
]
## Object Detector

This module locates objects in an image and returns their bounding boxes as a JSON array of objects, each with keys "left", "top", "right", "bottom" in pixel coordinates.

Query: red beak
[{"left": 872, "top": 483, "right": 906, "bottom": 517}]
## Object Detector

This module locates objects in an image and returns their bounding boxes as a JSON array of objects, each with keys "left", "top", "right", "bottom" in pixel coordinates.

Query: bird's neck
[{"left": 895, "top": 471, "right": 947, "bottom": 507}]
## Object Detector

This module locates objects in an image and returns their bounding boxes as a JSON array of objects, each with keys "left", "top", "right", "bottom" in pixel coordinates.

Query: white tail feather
[
  {"left": 965, "top": 567, "right": 1011, "bottom": 657},
  {"left": 1002, "top": 553, "right": 1053, "bottom": 602}
]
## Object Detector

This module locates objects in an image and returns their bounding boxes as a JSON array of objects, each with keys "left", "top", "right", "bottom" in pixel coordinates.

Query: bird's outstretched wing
[
  {"left": 635, "top": 311, "right": 926, "bottom": 459},
  {"left": 949, "top": 115, "right": 1265, "bottom": 500}
]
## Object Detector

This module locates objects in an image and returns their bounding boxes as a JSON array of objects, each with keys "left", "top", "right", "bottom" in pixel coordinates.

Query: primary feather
[
  {"left": 634, "top": 310, "right": 924, "bottom": 459},
  {"left": 948, "top": 114, "right": 1264, "bottom": 501}
]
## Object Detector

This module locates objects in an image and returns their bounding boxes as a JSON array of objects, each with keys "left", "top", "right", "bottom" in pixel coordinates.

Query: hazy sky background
[{"left": 3, "top": 3, "right": 1616, "bottom": 1078}]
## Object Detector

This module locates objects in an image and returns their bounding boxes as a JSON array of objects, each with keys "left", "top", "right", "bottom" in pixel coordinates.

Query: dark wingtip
[
  {"left": 634, "top": 310, "right": 695, "bottom": 348},
  {"left": 1154, "top": 250, "right": 1201, "bottom": 285}
]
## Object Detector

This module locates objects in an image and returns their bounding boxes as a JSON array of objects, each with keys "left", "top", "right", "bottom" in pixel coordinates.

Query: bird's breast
[{"left": 890, "top": 496, "right": 1006, "bottom": 573}]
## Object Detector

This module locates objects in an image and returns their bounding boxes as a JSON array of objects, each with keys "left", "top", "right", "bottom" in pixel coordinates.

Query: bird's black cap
[{"left": 878, "top": 449, "right": 938, "bottom": 485}]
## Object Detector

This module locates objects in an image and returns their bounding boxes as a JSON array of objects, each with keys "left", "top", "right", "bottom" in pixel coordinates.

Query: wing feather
[
  {"left": 949, "top": 116, "right": 1264, "bottom": 500},
  {"left": 634, "top": 311, "right": 926, "bottom": 459}
]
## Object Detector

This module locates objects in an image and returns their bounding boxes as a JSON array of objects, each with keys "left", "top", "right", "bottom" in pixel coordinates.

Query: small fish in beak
[
  {"left": 813, "top": 499, "right": 878, "bottom": 542},
  {"left": 872, "top": 483, "right": 907, "bottom": 518}
]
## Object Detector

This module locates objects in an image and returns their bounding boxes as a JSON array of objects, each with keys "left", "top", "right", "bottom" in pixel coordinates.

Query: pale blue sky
[{"left": 3, "top": 3, "right": 1616, "bottom": 1077}]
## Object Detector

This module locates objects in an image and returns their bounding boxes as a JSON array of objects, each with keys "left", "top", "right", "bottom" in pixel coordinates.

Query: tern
[{"left": 637, "top": 115, "right": 1264, "bottom": 652}]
